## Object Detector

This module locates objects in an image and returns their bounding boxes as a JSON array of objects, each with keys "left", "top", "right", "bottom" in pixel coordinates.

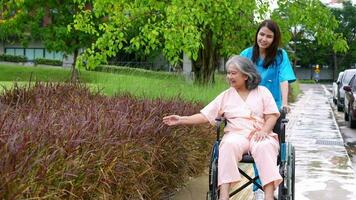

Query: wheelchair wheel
[
  {"left": 277, "top": 143, "right": 295, "bottom": 200},
  {"left": 288, "top": 145, "right": 295, "bottom": 200},
  {"left": 207, "top": 142, "right": 219, "bottom": 200}
]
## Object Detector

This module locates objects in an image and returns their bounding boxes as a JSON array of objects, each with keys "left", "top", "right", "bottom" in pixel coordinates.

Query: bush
[
  {"left": 289, "top": 81, "right": 301, "bottom": 103},
  {"left": 0, "top": 54, "right": 27, "bottom": 62},
  {"left": 34, "top": 58, "right": 63, "bottom": 66},
  {"left": 0, "top": 83, "right": 214, "bottom": 199}
]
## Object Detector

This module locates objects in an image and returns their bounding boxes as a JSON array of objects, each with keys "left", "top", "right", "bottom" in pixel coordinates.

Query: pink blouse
[{"left": 201, "top": 86, "right": 279, "bottom": 139}]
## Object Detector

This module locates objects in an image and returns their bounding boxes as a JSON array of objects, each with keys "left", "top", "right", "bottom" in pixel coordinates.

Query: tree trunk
[
  {"left": 292, "top": 29, "right": 298, "bottom": 69},
  {"left": 192, "top": 29, "right": 216, "bottom": 85},
  {"left": 43, "top": 6, "right": 52, "bottom": 27},
  {"left": 71, "top": 48, "right": 79, "bottom": 82}
]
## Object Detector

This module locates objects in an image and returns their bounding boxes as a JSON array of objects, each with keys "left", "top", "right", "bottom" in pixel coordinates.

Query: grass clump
[{"left": 0, "top": 83, "right": 214, "bottom": 199}]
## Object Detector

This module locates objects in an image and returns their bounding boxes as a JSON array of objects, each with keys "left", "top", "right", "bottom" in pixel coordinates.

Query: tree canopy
[
  {"left": 331, "top": 1, "right": 356, "bottom": 69},
  {"left": 73, "top": 0, "right": 348, "bottom": 84},
  {"left": 271, "top": 0, "right": 348, "bottom": 67},
  {"left": 73, "top": 0, "right": 262, "bottom": 84},
  {"left": 1, "top": 0, "right": 350, "bottom": 84},
  {"left": 274, "top": 0, "right": 354, "bottom": 77},
  {"left": 0, "top": 0, "right": 95, "bottom": 80}
]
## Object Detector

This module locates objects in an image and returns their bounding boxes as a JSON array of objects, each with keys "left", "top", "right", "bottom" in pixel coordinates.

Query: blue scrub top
[{"left": 240, "top": 47, "right": 296, "bottom": 108}]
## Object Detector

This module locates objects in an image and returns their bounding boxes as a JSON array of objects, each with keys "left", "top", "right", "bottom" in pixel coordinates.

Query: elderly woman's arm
[
  {"left": 253, "top": 113, "right": 280, "bottom": 141},
  {"left": 262, "top": 113, "right": 280, "bottom": 133},
  {"left": 163, "top": 113, "right": 209, "bottom": 126}
]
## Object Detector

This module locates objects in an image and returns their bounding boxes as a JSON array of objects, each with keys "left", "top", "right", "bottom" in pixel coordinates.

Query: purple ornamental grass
[{"left": 0, "top": 82, "right": 214, "bottom": 199}]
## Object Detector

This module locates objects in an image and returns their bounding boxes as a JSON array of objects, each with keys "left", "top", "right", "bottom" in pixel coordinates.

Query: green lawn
[
  {"left": 0, "top": 63, "right": 229, "bottom": 104},
  {"left": 0, "top": 63, "right": 72, "bottom": 82},
  {"left": 0, "top": 63, "right": 300, "bottom": 104}
]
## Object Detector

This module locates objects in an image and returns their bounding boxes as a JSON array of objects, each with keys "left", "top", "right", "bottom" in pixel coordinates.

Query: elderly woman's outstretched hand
[{"left": 163, "top": 115, "right": 181, "bottom": 126}]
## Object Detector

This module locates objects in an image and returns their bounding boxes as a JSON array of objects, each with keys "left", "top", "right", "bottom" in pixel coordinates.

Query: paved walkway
[
  {"left": 174, "top": 84, "right": 356, "bottom": 200},
  {"left": 287, "top": 84, "right": 356, "bottom": 199}
]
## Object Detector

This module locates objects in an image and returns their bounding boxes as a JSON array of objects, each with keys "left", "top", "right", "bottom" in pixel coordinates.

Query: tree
[
  {"left": 0, "top": 0, "right": 95, "bottom": 81},
  {"left": 74, "top": 0, "right": 349, "bottom": 85},
  {"left": 73, "top": 0, "right": 264, "bottom": 85},
  {"left": 330, "top": 1, "right": 356, "bottom": 71},
  {"left": 271, "top": 0, "right": 348, "bottom": 69}
]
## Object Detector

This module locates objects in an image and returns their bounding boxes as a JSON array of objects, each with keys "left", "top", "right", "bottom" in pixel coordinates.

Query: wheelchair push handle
[{"left": 280, "top": 108, "right": 289, "bottom": 124}]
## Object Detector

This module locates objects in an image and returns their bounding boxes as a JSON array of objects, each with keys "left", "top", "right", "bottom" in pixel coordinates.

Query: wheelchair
[{"left": 207, "top": 110, "right": 295, "bottom": 200}]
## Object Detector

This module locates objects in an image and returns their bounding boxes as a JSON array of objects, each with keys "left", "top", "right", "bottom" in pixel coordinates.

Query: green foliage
[
  {"left": 0, "top": 54, "right": 27, "bottom": 62},
  {"left": 34, "top": 58, "right": 63, "bottom": 66},
  {"left": 284, "top": 1, "right": 355, "bottom": 72},
  {"left": 1, "top": 0, "right": 350, "bottom": 85},
  {"left": 289, "top": 81, "right": 300, "bottom": 103},
  {"left": 272, "top": 0, "right": 348, "bottom": 53},
  {"left": 72, "top": 0, "right": 259, "bottom": 84},
  {"left": 0, "top": 0, "right": 95, "bottom": 74},
  {"left": 331, "top": 2, "right": 356, "bottom": 69},
  {"left": 72, "top": 0, "right": 350, "bottom": 85}
]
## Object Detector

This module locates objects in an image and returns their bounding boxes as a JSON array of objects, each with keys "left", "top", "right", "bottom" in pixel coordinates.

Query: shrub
[
  {"left": 0, "top": 54, "right": 27, "bottom": 63},
  {"left": 0, "top": 83, "right": 214, "bottom": 199},
  {"left": 34, "top": 58, "right": 63, "bottom": 66},
  {"left": 289, "top": 81, "right": 301, "bottom": 103}
]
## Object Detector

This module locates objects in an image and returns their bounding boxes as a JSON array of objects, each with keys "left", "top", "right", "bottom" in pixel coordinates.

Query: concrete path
[
  {"left": 173, "top": 84, "right": 356, "bottom": 200},
  {"left": 287, "top": 84, "right": 356, "bottom": 200}
]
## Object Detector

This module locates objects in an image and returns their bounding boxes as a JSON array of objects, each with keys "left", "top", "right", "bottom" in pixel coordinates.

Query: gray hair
[{"left": 225, "top": 55, "right": 261, "bottom": 90}]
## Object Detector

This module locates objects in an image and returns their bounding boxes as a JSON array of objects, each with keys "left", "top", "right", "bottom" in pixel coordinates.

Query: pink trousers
[{"left": 218, "top": 133, "right": 282, "bottom": 189}]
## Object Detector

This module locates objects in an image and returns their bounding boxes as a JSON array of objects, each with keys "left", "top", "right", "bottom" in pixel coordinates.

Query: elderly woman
[{"left": 163, "top": 55, "right": 282, "bottom": 200}]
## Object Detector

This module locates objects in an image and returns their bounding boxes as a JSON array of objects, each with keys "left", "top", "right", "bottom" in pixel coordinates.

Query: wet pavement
[
  {"left": 327, "top": 84, "right": 356, "bottom": 171},
  {"left": 173, "top": 84, "right": 356, "bottom": 200},
  {"left": 288, "top": 84, "right": 356, "bottom": 199}
]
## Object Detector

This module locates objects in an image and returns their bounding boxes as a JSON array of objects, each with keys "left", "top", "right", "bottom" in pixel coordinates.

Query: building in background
[{"left": 0, "top": 41, "right": 74, "bottom": 67}]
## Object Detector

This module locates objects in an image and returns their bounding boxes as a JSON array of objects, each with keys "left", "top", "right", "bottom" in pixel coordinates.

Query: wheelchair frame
[{"left": 207, "top": 111, "right": 295, "bottom": 200}]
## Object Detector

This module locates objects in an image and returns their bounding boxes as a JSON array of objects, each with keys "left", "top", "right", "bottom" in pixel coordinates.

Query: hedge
[
  {"left": 0, "top": 54, "right": 27, "bottom": 63},
  {"left": 34, "top": 58, "right": 63, "bottom": 66}
]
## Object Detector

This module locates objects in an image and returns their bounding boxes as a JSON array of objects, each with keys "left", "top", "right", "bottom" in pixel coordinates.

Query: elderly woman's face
[{"left": 226, "top": 64, "right": 248, "bottom": 89}]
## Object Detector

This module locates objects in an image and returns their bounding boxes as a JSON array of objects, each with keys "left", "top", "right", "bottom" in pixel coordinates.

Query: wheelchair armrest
[{"left": 215, "top": 117, "right": 223, "bottom": 125}]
